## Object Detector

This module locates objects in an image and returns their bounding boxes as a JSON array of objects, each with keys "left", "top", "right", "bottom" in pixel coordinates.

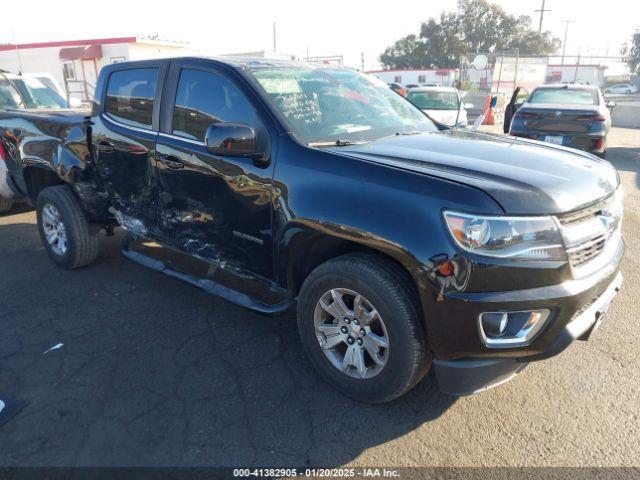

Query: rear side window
[
  {"left": 172, "top": 69, "right": 257, "bottom": 142},
  {"left": 105, "top": 68, "right": 158, "bottom": 129}
]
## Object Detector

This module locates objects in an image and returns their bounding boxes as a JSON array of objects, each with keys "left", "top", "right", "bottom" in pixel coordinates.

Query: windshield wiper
[{"left": 308, "top": 139, "right": 367, "bottom": 147}]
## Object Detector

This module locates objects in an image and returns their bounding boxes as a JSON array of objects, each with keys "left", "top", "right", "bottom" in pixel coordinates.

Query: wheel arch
[
  {"left": 23, "top": 166, "right": 65, "bottom": 203},
  {"left": 282, "top": 225, "right": 426, "bottom": 305}
]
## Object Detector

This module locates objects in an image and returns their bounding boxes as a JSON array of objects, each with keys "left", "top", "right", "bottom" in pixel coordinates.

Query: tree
[
  {"left": 380, "top": 0, "right": 560, "bottom": 69},
  {"left": 622, "top": 29, "right": 640, "bottom": 75}
]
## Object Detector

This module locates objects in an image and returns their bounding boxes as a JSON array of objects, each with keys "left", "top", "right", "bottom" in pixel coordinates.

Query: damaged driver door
[{"left": 154, "top": 60, "right": 275, "bottom": 279}]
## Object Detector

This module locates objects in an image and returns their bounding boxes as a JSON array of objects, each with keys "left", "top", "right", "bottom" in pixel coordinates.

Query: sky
[{"left": 2, "top": 0, "right": 639, "bottom": 71}]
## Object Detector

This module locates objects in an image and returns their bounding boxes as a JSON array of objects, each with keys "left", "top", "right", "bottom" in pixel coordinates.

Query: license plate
[{"left": 543, "top": 135, "right": 564, "bottom": 145}]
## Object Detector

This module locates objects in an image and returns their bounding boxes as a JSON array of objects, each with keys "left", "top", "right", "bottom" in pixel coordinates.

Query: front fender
[{"left": 272, "top": 138, "right": 504, "bottom": 331}]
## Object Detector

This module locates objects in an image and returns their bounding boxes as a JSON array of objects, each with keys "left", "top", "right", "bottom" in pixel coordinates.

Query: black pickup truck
[{"left": 0, "top": 58, "right": 624, "bottom": 402}]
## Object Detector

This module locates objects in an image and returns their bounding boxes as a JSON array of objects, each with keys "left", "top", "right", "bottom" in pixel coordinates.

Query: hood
[
  {"left": 422, "top": 109, "right": 459, "bottom": 127},
  {"left": 335, "top": 130, "right": 618, "bottom": 215}
]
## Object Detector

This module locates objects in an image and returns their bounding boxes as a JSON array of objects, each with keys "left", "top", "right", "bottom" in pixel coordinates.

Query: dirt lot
[{"left": 1, "top": 128, "right": 639, "bottom": 468}]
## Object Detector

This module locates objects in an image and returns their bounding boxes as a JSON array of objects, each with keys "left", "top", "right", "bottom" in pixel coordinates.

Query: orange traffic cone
[{"left": 482, "top": 95, "right": 495, "bottom": 125}]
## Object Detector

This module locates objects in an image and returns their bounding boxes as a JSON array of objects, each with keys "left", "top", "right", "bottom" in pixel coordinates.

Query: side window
[
  {"left": 105, "top": 68, "right": 158, "bottom": 129},
  {"left": 172, "top": 69, "right": 258, "bottom": 142}
]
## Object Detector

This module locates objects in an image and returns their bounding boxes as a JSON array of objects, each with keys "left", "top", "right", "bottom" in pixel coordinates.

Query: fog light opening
[
  {"left": 480, "top": 312, "right": 509, "bottom": 338},
  {"left": 479, "top": 309, "right": 551, "bottom": 348}
]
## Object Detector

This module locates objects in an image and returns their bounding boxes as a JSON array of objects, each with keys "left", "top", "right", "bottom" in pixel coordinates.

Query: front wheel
[
  {"left": 297, "top": 253, "right": 430, "bottom": 403},
  {"left": 605, "top": 90, "right": 611, "bottom": 94},
  {"left": 36, "top": 185, "right": 99, "bottom": 269}
]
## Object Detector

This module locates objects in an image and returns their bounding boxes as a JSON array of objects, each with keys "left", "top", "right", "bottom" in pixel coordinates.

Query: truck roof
[{"left": 109, "top": 56, "right": 344, "bottom": 71}]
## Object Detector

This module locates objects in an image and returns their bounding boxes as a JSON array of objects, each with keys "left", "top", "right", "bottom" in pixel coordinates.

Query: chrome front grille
[
  {"left": 567, "top": 237, "right": 606, "bottom": 268},
  {"left": 558, "top": 190, "right": 623, "bottom": 276}
]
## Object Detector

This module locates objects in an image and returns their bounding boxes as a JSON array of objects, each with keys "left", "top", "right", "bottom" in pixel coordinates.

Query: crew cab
[{"left": 0, "top": 58, "right": 624, "bottom": 402}]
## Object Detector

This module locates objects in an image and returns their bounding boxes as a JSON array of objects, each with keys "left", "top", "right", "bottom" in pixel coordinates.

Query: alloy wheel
[
  {"left": 41, "top": 203, "right": 68, "bottom": 256},
  {"left": 313, "top": 288, "right": 389, "bottom": 379}
]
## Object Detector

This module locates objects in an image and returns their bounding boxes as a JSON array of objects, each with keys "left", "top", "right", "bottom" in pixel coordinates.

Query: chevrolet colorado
[{"left": 0, "top": 58, "right": 624, "bottom": 402}]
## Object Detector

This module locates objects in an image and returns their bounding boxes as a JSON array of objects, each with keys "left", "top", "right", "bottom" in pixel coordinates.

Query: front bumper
[{"left": 435, "top": 271, "right": 623, "bottom": 395}]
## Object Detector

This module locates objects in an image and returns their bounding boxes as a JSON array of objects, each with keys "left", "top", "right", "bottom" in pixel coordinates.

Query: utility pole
[
  {"left": 273, "top": 22, "right": 277, "bottom": 53},
  {"left": 535, "top": 0, "right": 551, "bottom": 32},
  {"left": 561, "top": 20, "right": 573, "bottom": 65},
  {"left": 361, "top": 52, "right": 365, "bottom": 72}
]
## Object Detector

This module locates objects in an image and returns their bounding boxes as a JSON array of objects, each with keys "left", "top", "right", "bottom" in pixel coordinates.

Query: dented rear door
[{"left": 92, "top": 61, "right": 169, "bottom": 233}]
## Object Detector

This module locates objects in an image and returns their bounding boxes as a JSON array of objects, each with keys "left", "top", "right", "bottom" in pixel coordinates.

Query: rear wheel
[
  {"left": 36, "top": 185, "right": 99, "bottom": 269},
  {"left": 0, "top": 197, "right": 12, "bottom": 213},
  {"left": 297, "top": 253, "right": 430, "bottom": 403}
]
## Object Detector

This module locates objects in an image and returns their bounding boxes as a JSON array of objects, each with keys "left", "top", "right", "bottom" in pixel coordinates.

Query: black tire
[
  {"left": 36, "top": 185, "right": 99, "bottom": 269},
  {"left": 0, "top": 197, "right": 12, "bottom": 213},
  {"left": 297, "top": 253, "right": 430, "bottom": 403},
  {"left": 626, "top": 90, "right": 632, "bottom": 94},
  {"left": 605, "top": 90, "right": 611, "bottom": 94}
]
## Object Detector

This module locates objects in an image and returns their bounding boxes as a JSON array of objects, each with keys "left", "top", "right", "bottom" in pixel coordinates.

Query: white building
[
  {"left": 0, "top": 36, "right": 192, "bottom": 103},
  {"left": 368, "top": 62, "right": 607, "bottom": 90},
  {"left": 367, "top": 68, "right": 458, "bottom": 87},
  {"left": 544, "top": 64, "right": 607, "bottom": 87}
]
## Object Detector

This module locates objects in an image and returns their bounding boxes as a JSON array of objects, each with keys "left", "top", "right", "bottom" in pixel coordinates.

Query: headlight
[{"left": 443, "top": 211, "right": 566, "bottom": 261}]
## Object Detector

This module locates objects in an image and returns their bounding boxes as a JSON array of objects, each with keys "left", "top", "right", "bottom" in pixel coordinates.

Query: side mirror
[
  {"left": 606, "top": 101, "right": 616, "bottom": 109},
  {"left": 205, "top": 122, "right": 265, "bottom": 161}
]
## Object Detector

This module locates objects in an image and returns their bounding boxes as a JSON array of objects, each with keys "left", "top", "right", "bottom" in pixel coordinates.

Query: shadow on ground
[
  {"left": 0, "top": 220, "right": 456, "bottom": 467},
  {"left": 607, "top": 146, "right": 640, "bottom": 188}
]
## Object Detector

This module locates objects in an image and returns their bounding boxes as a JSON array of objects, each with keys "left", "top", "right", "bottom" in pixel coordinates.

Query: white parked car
[
  {"left": 406, "top": 87, "right": 473, "bottom": 128},
  {"left": 604, "top": 84, "right": 638, "bottom": 94}
]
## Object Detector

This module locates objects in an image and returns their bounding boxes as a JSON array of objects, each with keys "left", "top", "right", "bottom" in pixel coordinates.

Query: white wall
[
  {"left": 0, "top": 41, "right": 192, "bottom": 103},
  {"left": 368, "top": 69, "right": 458, "bottom": 87},
  {"left": 545, "top": 65, "right": 605, "bottom": 86},
  {"left": 128, "top": 43, "right": 196, "bottom": 61},
  {"left": 0, "top": 46, "right": 68, "bottom": 91}
]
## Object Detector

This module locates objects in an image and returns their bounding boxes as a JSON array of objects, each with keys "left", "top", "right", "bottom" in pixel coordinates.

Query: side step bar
[{"left": 121, "top": 237, "right": 292, "bottom": 316}]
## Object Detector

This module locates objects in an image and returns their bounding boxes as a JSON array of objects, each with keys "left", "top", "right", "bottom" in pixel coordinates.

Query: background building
[
  {"left": 544, "top": 64, "right": 607, "bottom": 86},
  {"left": 367, "top": 68, "right": 458, "bottom": 87},
  {"left": 0, "top": 36, "right": 191, "bottom": 103},
  {"left": 367, "top": 62, "right": 608, "bottom": 90}
]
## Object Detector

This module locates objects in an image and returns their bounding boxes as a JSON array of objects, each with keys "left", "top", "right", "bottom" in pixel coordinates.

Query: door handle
[
  {"left": 158, "top": 154, "right": 185, "bottom": 170},
  {"left": 97, "top": 140, "right": 115, "bottom": 152}
]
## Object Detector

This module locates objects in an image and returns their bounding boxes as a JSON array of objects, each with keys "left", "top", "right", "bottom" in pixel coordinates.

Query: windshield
[
  {"left": 4, "top": 76, "right": 67, "bottom": 110},
  {"left": 528, "top": 88, "right": 598, "bottom": 105},
  {"left": 407, "top": 90, "right": 460, "bottom": 110},
  {"left": 247, "top": 65, "right": 437, "bottom": 144},
  {"left": 0, "top": 79, "right": 24, "bottom": 109}
]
